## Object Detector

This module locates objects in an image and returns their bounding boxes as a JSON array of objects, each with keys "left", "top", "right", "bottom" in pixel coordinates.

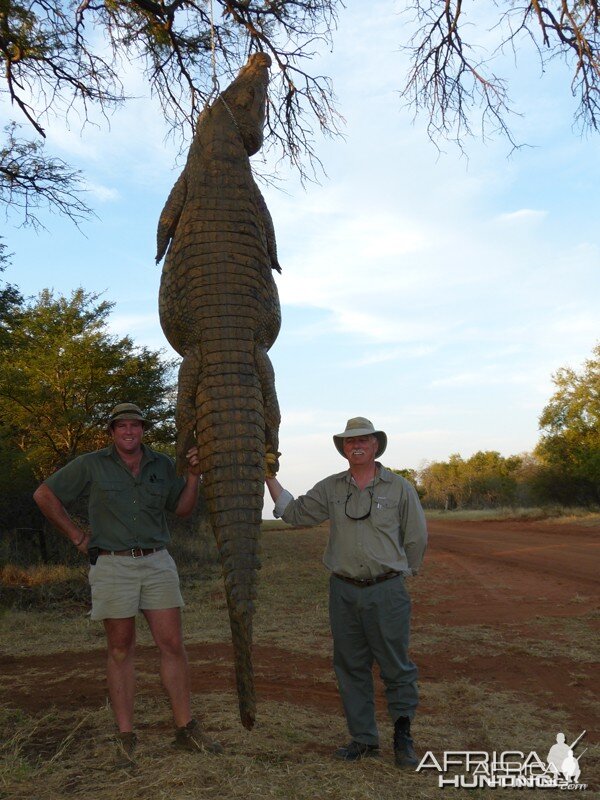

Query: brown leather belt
[
  {"left": 98, "top": 546, "right": 165, "bottom": 558},
  {"left": 334, "top": 570, "right": 400, "bottom": 587}
]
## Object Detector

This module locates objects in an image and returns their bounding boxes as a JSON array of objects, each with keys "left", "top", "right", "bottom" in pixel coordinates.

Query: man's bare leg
[
  {"left": 104, "top": 617, "right": 137, "bottom": 732},
  {"left": 143, "top": 607, "right": 192, "bottom": 726}
]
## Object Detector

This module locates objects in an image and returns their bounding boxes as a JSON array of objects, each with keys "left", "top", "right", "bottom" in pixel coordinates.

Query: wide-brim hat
[
  {"left": 107, "top": 402, "right": 149, "bottom": 429},
  {"left": 333, "top": 416, "right": 387, "bottom": 458}
]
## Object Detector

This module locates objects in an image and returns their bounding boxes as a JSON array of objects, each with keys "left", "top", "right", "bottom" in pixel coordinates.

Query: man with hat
[
  {"left": 265, "top": 416, "right": 427, "bottom": 768},
  {"left": 33, "top": 402, "right": 222, "bottom": 766}
]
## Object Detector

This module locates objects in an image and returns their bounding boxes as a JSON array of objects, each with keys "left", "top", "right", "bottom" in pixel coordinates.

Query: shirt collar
[
  {"left": 336, "top": 462, "right": 393, "bottom": 485},
  {"left": 106, "top": 443, "right": 156, "bottom": 465},
  {"left": 376, "top": 464, "right": 394, "bottom": 483}
]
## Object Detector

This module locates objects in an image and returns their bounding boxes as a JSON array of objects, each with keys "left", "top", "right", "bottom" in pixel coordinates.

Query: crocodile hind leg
[
  {"left": 255, "top": 344, "right": 281, "bottom": 475},
  {"left": 175, "top": 349, "right": 201, "bottom": 473}
]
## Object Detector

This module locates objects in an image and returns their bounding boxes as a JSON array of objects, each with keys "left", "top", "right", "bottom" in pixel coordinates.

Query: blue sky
[{"left": 3, "top": 1, "right": 599, "bottom": 504}]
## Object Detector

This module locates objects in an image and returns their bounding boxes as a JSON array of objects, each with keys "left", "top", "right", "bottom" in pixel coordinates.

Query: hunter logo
[{"left": 416, "top": 730, "right": 588, "bottom": 789}]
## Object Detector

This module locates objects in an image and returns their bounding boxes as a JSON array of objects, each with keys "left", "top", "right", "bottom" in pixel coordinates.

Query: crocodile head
[{"left": 219, "top": 52, "right": 271, "bottom": 156}]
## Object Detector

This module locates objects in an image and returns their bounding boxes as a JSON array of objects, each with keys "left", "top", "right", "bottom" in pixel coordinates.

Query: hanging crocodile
[{"left": 156, "top": 52, "right": 281, "bottom": 730}]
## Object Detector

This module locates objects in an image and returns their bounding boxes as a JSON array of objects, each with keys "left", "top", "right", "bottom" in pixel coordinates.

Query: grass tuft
[{"left": 424, "top": 506, "right": 600, "bottom": 524}]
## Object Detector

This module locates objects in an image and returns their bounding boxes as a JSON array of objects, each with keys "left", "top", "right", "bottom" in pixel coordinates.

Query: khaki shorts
[{"left": 88, "top": 549, "right": 184, "bottom": 621}]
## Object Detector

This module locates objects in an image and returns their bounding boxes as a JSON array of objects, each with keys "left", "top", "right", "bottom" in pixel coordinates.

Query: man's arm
[
  {"left": 265, "top": 476, "right": 284, "bottom": 503},
  {"left": 265, "top": 475, "right": 296, "bottom": 519},
  {"left": 400, "top": 482, "right": 428, "bottom": 575},
  {"left": 174, "top": 447, "right": 202, "bottom": 518},
  {"left": 265, "top": 475, "right": 329, "bottom": 526},
  {"left": 33, "top": 483, "right": 90, "bottom": 553}
]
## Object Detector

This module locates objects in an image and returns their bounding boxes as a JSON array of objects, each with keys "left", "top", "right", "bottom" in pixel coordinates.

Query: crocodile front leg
[
  {"left": 175, "top": 349, "right": 201, "bottom": 471},
  {"left": 253, "top": 183, "right": 281, "bottom": 274},
  {"left": 255, "top": 344, "right": 280, "bottom": 475},
  {"left": 156, "top": 172, "right": 188, "bottom": 264}
]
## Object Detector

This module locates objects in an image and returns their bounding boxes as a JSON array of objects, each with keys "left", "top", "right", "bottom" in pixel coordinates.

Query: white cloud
[
  {"left": 430, "top": 369, "right": 531, "bottom": 389},
  {"left": 347, "top": 344, "right": 436, "bottom": 366},
  {"left": 552, "top": 313, "right": 599, "bottom": 336},
  {"left": 83, "top": 182, "right": 120, "bottom": 203},
  {"left": 494, "top": 208, "right": 548, "bottom": 224}
]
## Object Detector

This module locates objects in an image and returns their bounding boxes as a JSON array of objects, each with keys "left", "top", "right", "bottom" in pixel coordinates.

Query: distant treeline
[
  {"left": 393, "top": 448, "right": 598, "bottom": 510},
  {"left": 0, "top": 284, "right": 598, "bottom": 566}
]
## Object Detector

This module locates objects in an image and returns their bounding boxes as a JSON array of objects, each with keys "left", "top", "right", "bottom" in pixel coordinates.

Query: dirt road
[{"left": 423, "top": 516, "right": 599, "bottom": 623}]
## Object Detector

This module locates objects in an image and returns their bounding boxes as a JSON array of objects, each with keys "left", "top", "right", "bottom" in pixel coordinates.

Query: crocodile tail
[
  {"left": 196, "top": 338, "right": 264, "bottom": 729},
  {"left": 212, "top": 507, "right": 262, "bottom": 730},
  {"left": 225, "top": 567, "right": 257, "bottom": 729}
]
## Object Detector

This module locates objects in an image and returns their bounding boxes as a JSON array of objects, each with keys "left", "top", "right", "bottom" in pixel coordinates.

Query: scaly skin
[{"left": 156, "top": 53, "right": 281, "bottom": 729}]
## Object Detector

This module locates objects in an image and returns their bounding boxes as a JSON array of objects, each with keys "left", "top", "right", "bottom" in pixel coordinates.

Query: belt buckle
[{"left": 131, "top": 547, "right": 144, "bottom": 558}]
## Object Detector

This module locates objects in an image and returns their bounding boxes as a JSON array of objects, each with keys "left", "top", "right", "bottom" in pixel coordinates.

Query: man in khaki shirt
[{"left": 266, "top": 417, "right": 427, "bottom": 768}]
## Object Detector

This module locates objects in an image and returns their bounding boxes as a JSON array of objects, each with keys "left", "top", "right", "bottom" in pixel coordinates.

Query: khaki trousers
[{"left": 328, "top": 573, "right": 418, "bottom": 746}]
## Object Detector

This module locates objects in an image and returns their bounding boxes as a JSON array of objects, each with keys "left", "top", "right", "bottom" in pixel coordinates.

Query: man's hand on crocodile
[
  {"left": 265, "top": 447, "right": 280, "bottom": 478},
  {"left": 186, "top": 446, "right": 202, "bottom": 476}
]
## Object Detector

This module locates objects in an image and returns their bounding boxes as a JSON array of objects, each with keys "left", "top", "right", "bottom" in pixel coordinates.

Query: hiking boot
[
  {"left": 393, "top": 716, "right": 418, "bottom": 769},
  {"left": 173, "top": 718, "right": 223, "bottom": 754},
  {"left": 333, "top": 740, "right": 381, "bottom": 762},
  {"left": 114, "top": 731, "right": 137, "bottom": 769}
]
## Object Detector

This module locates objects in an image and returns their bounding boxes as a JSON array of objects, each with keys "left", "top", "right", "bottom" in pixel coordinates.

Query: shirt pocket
[
  {"left": 94, "top": 480, "right": 128, "bottom": 503},
  {"left": 88, "top": 480, "right": 129, "bottom": 520},
  {"left": 372, "top": 496, "right": 400, "bottom": 524},
  {"left": 330, "top": 495, "right": 347, "bottom": 522},
  {"left": 142, "top": 484, "right": 170, "bottom": 510},
  {"left": 373, "top": 495, "right": 400, "bottom": 516}
]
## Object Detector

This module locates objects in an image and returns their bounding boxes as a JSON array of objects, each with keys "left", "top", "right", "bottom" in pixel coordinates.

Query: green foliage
[
  {"left": 0, "top": 287, "right": 177, "bottom": 485},
  {"left": 0, "top": 262, "right": 22, "bottom": 349},
  {"left": 535, "top": 342, "right": 600, "bottom": 504},
  {"left": 419, "top": 451, "right": 523, "bottom": 509},
  {"left": 389, "top": 467, "right": 424, "bottom": 498}
]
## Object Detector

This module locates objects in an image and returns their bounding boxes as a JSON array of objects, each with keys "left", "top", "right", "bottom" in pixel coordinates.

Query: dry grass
[
  {"left": 412, "top": 612, "right": 600, "bottom": 665},
  {"left": 425, "top": 507, "right": 600, "bottom": 525},
  {"left": 2, "top": 683, "right": 595, "bottom": 800},
  {"left": 1, "top": 519, "right": 598, "bottom": 799},
  {"left": 0, "top": 564, "right": 84, "bottom": 587},
  {"left": 0, "top": 681, "right": 592, "bottom": 800}
]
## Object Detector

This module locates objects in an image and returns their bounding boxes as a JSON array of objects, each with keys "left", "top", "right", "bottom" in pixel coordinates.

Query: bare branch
[
  {"left": 401, "top": 1, "right": 600, "bottom": 148},
  {"left": 400, "top": 1, "right": 518, "bottom": 150},
  {"left": 0, "top": 123, "right": 93, "bottom": 230}
]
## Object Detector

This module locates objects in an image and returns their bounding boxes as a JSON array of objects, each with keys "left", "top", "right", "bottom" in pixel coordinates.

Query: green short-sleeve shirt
[{"left": 44, "top": 444, "right": 185, "bottom": 550}]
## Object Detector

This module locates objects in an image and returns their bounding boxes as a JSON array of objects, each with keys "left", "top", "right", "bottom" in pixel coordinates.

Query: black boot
[
  {"left": 393, "top": 716, "right": 418, "bottom": 769},
  {"left": 333, "top": 740, "right": 380, "bottom": 761}
]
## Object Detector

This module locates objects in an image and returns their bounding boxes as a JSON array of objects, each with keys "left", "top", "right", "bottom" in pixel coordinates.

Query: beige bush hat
[
  {"left": 107, "top": 402, "right": 149, "bottom": 429},
  {"left": 333, "top": 416, "right": 387, "bottom": 458}
]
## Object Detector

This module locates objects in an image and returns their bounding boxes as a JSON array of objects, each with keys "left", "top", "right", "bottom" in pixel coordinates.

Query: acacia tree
[
  {"left": 0, "top": 287, "right": 177, "bottom": 482},
  {"left": 3, "top": 2, "right": 600, "bottom": 230},
  {"left": 536, "top": 343, "right": 600, "bottom": 503},
  {"left": 401, "top": 2, "right": 600, "bottom": 149},
  {"left": 418, "top": 453, "right": 466, "bottom": 508},
  {"left": 1, "top": 0, "right": 342, "bottom": 229}
]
